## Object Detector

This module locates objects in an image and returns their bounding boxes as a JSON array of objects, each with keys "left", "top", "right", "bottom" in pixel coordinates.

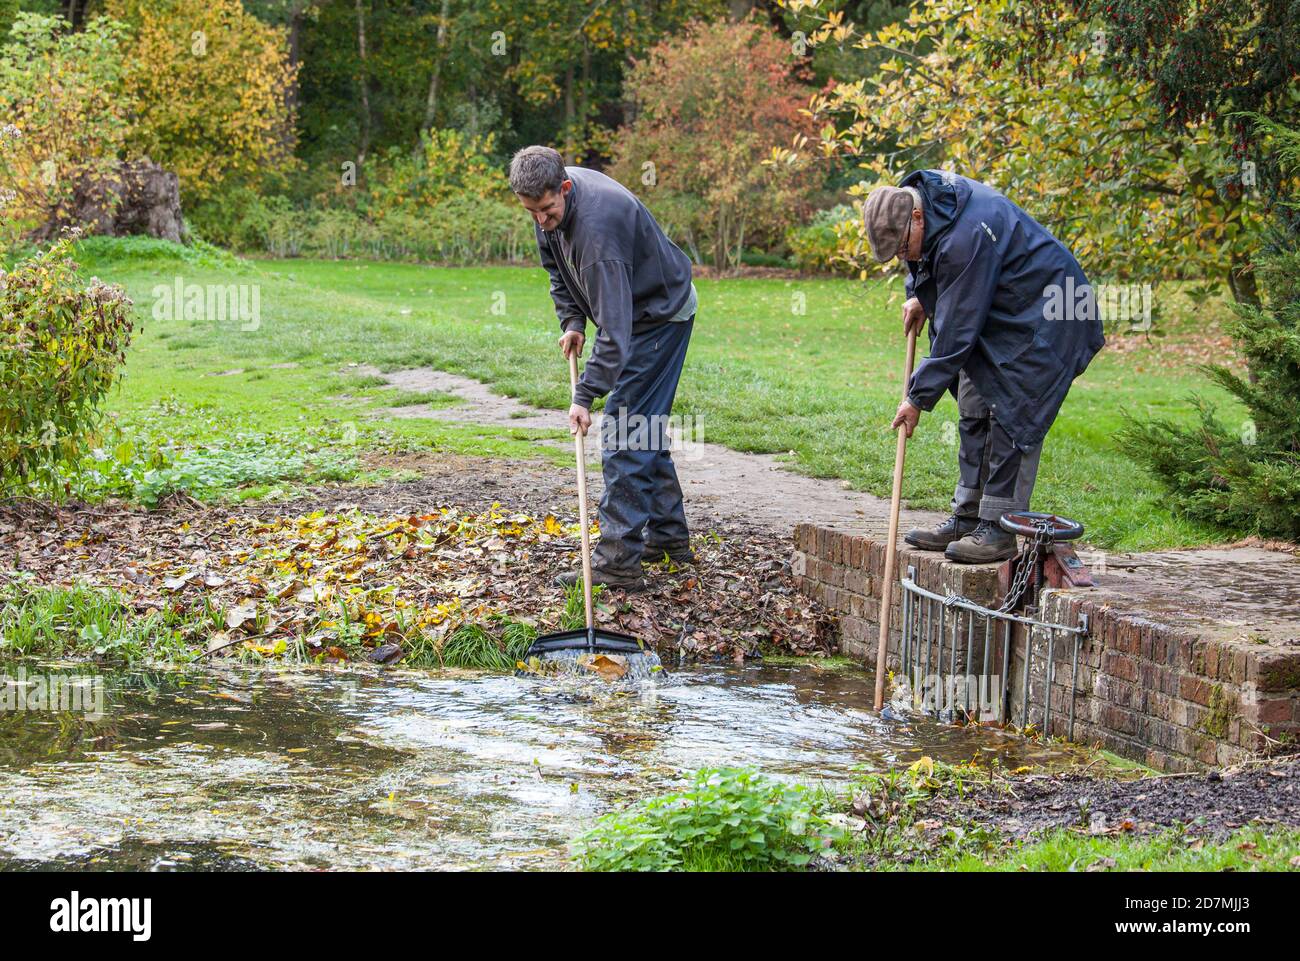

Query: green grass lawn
[{"left": 72, "top": 239, "right": 1242, "bottom": 551}]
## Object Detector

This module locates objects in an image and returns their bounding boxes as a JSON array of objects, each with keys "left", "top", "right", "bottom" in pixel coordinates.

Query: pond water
[{"left": 0, "top": 659, "right": 1077, "bottom": 871}]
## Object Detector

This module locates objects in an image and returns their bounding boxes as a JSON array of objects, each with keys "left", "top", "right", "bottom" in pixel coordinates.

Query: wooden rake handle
[
  {"left": 874, "top": 329, "right": 918, "bottom": 711},
  {"left": 569, "top": 352, "right": 595, "bottom": 633}
]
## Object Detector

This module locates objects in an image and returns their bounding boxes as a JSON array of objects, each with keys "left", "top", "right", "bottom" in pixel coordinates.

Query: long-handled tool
[
  {"left": 874, "top": 329, "right": 918, "bottom": 711},
  {"left": 525, "top": 352, "right": 658, "bottom": 675}
]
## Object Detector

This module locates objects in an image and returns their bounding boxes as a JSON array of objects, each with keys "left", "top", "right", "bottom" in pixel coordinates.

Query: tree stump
[{"left": 35, "top": 157, "right": 186, "bottom": 243}]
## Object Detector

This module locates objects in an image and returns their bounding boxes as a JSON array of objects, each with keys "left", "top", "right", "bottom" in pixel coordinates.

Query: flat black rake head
[{"left": 526, "top": 627, "right": 645, "bottom": 657}]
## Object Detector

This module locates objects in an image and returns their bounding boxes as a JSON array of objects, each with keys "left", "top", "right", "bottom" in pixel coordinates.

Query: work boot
[
  {"left": 944, "top": 520, "right": 1019, "bottom": 564},
  {"left": 904, "top": 514, "right": 979, "bottom": 551},
  {"left": 644, "top": 541, "right": 695, "bottom": 566},
  {"left": 555, "top": 565, "right": 646, "bottom": 592}
]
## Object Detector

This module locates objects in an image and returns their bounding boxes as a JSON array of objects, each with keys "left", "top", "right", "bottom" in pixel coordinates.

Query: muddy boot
[
  {"left": 944, "top": 520, "right": 1019, "bottom": 564},
  {"left": 555, "top": 565, "right": 647, "bottom": 592},
  {"left": 643, "top": 541, "right": 695, "bottom": 566},
  {"left": 904, "top": 513, "right": 979, "bottom": 551}
]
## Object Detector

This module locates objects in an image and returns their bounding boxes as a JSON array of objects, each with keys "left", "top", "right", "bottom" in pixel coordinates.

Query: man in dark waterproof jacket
[
  {"left": 863, "top": 170, "right": 1105, "bottom": 563},
  {"left": 510, "top": 145, "right": 698, "bottom": 591}
]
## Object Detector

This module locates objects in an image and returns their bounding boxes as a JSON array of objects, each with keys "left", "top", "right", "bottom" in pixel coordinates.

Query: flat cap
[{"left": 862, "top": 186, "right": 915, "bottom": 263}]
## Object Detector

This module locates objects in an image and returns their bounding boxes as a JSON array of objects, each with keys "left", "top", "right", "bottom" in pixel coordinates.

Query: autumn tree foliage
[
  {"left": 0, "top": 14, "right": 132, "bottom": 244},
  {"left": 1021, "top": 0, "right": 1300, "bottom": 538},
  {"left": 778, "top": 0, "right": 1258, "bottom": 300},
  {"left": 484, "top": 0, "right": 726, "bottom": 162},
  {"left": 1116, "top": 114, "right": 1300, "bottom": 539},
  {"left": 991, "top": 0, "right": 1300, "bottom": 305},
  {"left": 607, "top": 18, "right": 818, "bottom": 270},
  {"left": 1001, "top": 2, "right": 1298, "bottom": 144},
  {"left": 104, "top": 0, "right": 299, "bottom": 203}
]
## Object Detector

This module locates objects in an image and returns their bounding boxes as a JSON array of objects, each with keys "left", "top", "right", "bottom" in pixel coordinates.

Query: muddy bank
[{"left": 931, "top": 757, "right": 1300, "bottom": 839}]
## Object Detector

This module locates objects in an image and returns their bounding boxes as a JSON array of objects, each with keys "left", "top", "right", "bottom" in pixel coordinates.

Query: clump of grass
[
  {"left": 571, "top": 768, "right": 842, "bottom": 872},
  {"left": 0, "top": 581, "right": 197, "bottom": 662},
  {"left": 559, "top": 580, "right": 603, "bottom": 630},
  {"left": 420, "top": 615, "right": 537, "bottom": 671}
]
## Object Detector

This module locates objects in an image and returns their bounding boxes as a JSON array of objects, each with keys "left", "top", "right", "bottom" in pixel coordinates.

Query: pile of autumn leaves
[
  {"left": 158, "top": 506, "right": 568, "bottom": 665},
  {"left": 139, "top": 504, "right": 832, "bottom": 667}
]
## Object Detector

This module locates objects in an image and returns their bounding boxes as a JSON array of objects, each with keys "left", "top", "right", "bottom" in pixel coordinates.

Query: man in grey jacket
[{"left": 510, "top": 145, "right": 698, "bottom": 591}]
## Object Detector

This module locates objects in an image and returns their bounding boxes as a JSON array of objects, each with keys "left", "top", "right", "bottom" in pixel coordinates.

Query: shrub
[
  {"left": 104, "top": 0, "right": 297, "bottom": 205},
  {"left": 571, "top": 767, "right": 841, "bottom": 872},
  {"left": 182, "top": 126, "right": 532, "bottom": 265},
  {"left": 247, "top": 195, "right": 532, "bottom": 265},
  {"left": 369, "top": 128, "right": 509, "bottom": 217},
  {"left": 0, "top": 236, "right": 135, "bottom": 494},
  {"left": 787, "top": 205, "right": 859, "bottom": 276},
  {"left": 606, "top": 19, "right": 819, "bottom": 270},
  {"left": 185, "top": 184, "right": 285, "bottom": 253}
]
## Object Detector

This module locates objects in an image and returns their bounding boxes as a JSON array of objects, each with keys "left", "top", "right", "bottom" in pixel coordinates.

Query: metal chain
[
  {"left": 924, "top": 519, "right": 1054, "bottom": 614},
  {"left": 996, "top": 520, "right": 1052, "bottom": 613}
]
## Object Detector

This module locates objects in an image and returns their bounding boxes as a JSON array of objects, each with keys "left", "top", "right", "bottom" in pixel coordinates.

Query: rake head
[{"left": 520, "top": 627, "right": 663, "bottom": 682}]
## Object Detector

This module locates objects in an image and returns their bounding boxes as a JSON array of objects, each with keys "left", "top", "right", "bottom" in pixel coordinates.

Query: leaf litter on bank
[{"left": 0, "top": 495, "right": 833, "bottom": 668}]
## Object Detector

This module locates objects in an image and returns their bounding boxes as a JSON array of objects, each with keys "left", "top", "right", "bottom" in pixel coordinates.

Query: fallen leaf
[
  {"left": 581, "top": 653, "right": 628, "bottom": 681},
  {"left": 225, "top": 604, "right": 257, "bottom": 630}
]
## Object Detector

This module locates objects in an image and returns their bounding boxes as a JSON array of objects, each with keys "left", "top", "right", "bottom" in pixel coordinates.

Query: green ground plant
[
  {"left": 940, "top": 824, "right": 1300, "bottom": 872},
  {"left": 569, "top": 760, "right": 1300, "bottom": 872},
  {"left": 571, "top": 767, "right": 843, "bottom": 871},
  {"left": 435, "top": 617, "right": 536, "bottom": 671}
]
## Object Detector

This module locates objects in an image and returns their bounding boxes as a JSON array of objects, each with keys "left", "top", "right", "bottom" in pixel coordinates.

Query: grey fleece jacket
[{"left": 535, "top": 166, "right": 695, "bottom": 408}]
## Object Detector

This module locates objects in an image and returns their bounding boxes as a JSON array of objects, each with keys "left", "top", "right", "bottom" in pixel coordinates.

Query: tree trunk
[
  {"left": 578, "top": 40, "right": 590, "bottom": 162},
  {"left": 729, "top": 0, "right": 754, "bottom": 21},
  {"left": 418, "top": 0, "right": 452, "bottom": 147},
  {"left": 1227, "top": 253, "right": 1260, "bottom": 308},
  {"left": 287, "top": 1, "right": 306, "bottom": 112},
  {"left": 715, "top": 206, "right": 730, "bottom": 271},
  {"left": 564, "top": 62, "right": 575, "bottom": 162},
  {"left": 1228, "top": 252, "right": 1262, "bottom": 384},
  {"left": 354, "top": 0, "right": 372, "bottom": 168}
]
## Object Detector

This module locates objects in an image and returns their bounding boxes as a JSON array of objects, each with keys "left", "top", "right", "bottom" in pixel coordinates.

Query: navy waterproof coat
[{"left": 902, "top": 170, "right": 1105, "bottom": 450}]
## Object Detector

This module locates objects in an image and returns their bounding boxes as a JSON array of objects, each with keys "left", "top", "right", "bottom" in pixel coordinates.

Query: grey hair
[
  {"left": 903, "top": 186, "right": 923, "bottom": 209},
  {"left": 509, "top": 145, "right": 567, "bottom": 198}
]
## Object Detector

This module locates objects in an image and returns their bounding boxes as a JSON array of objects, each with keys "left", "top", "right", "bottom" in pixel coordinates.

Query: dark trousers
[
  {"left": 593, "top": 318, "right": 693, "bottom": 571},
  {"left": 951, "top": 371, "right": 1042, "bottom": 522}
]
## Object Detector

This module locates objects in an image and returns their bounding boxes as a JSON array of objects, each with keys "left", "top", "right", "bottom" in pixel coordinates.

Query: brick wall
[{"left": 793, "top": 524, "right": 1300, "bottom": 772}]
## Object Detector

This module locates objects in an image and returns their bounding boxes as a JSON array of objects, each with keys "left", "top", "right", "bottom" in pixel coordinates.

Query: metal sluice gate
[{"left": 894, "top": 513, "right": 1094, "bottom": 739}]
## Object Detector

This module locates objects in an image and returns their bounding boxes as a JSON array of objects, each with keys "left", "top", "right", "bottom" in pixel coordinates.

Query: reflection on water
[{"left": 0, "top": 659, "right": 1077, "bottom": 871}]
